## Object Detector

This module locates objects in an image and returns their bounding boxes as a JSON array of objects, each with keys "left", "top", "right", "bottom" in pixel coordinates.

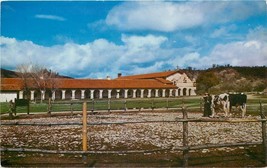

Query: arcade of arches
[{"left": 20, "top": 87, "right": 195, "bottom": 101}]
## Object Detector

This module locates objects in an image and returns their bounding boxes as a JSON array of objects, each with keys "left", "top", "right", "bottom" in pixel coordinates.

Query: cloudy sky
[{"left": 1, "top": 1, "right": 267, "bottom": 78}]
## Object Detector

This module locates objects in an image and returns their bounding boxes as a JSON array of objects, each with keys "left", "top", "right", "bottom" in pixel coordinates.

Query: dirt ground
[
  {"left": 1, "top": 111, "right": 266, "bottom": 167},
  {"left": 1, "top": 145, "right": 265, "bottom": 167}
]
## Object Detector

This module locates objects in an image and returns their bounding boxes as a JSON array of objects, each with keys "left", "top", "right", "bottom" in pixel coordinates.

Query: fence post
[
  {"left": 200, "top": 98, "right": 203, "bottom": 112},
  {"left": 47, "top": 98, "right": 51, "bottom": 115},
  {"left": 124, "top": 100, "right": 127, "bottom": 112},
  {"left": 151, "top": 99, "right": 154, "bottom": 111},
  {"left": 182, "top": 106, "right": 189, "bottom": 167},
  {"left": 82, "top": 101, "right": 88, "bottom": 164},
  {"left": 27, "top": 99, "right": 30, "bottom": 115},
  {"left": 108, "top": 99, "right": 111, "bottom": 113},
  {"left": 14, "top": 98, "right": 17, "bottom": 116},
  {"left": 260, "top": 101, "right": 267, "bottom": 165},
  {"left": 91, "top": 99, "right": 94, "bottom": 113},
  {"left": 82, "top": 101, "right": 88, "bottom": 151},
  {"left": 166, "top": 98, "right": 169, "bottom": 110},
  {"left": 70, "top": 103, "right": 73, "bottom": 115}
]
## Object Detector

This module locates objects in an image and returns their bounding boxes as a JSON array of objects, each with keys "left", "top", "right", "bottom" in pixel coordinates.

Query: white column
[
  {"left": 99, "top": 90, "right": 103, "bottom": 99},
  {"left": 52, "top": 91, "right": 56, "bottom": 100},
  {"left": 147, "top": 89, "right": 152, "bottom": 98},
  {"left": 71, "top": 90, "right": 76, "bottom": 100},
  {"left": 41, "top": 90, "right": 45, "bottom": 100},
  {"left": 140, "top": 89, "right": 144, "bottom": 98},
  {"left": 191, "top": 88, "right": 197, "bottom": 96},
  {"left": 81, "top": 90, "right": 85, "bottom": 99},
  {"left": 133, "top": 89, "right": 137, "bottom": 98},
  {"left": 162, "top": 89, "right": 166, "bottom": 97},
  {"left": 108, "top": 89, "right": 112, "bottom": 99},
  {"left": 124, "top": 89, "right": 128, "bottom": 98},
  {"left": 169, "top": 89, "right": 173, "bottom": 97},
  {"left": 30, "top": 90, "right": 35, "bottom": 100},
  {"left": 175, "top": 89, "right": 179, "bottom": 97},
  {"left": 116, "top": 90, "right": 120, "bottom": 99},
  {"left": 62, "top": 90, "right": 66, "bottom": 100},
  {"left": 155, "top": 89, "right": 159, "bottom": 97},
  {"left": 19, "top": 91, "right": 24, "bottom": 99},
  {"left": 90, "top": 90, "right": 95, "bottom": 99}
]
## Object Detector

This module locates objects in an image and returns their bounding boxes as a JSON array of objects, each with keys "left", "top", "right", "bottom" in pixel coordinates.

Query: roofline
[{"left": 116, "top": 70, "right": 183, "bottom": 80}]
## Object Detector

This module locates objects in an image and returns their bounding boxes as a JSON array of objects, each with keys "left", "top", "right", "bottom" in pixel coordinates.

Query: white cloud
[
  {"left": 106, "top": 1, "right": 204, "bottom": 32},
  {"left": 0, "top": 34, "right": 168, "bottom": 78},
  {"left": 207, "top": 40, "right": 267, "bottom": 66},
  {"left": 106, "top": 1, "right": 265, "bottom": 32},
  {"left": 210, "top": 25, "right": 237, "bottom": 38},
  {"left": 35, "top": 14, "right": 66, "bottom": 21},
  {"left": 168, "top": 27, "right": 267, "bottom": 68},
  {"left": 1, "top": 27, "right": 266, "bottom": 78}
]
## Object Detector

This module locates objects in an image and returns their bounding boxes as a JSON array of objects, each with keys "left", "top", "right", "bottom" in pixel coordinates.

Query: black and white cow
[
  {"left": 210, "top": 93, "right": 247, "bottom": 118},
  {"left": 210, "top": 93, "right": 230, "bottom": 117}
]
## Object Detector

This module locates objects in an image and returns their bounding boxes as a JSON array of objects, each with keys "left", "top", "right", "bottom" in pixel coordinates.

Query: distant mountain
[
  {"left": 0, "top": 68, "right": 19, "bottom": 78},
  {"left": 0, "top": 68, "right": 72, "bottom": 79}
]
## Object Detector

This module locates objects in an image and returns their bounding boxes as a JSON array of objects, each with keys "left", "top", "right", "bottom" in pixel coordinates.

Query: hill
[
  {"left": 0, "top": 68, "right": 72, "bottom": 79},
  {"left": 0, "top": 68, "right": 19, "bottom": 78},
  {"left": 193, "top": 66, "right": 267, "bottom": 94}
]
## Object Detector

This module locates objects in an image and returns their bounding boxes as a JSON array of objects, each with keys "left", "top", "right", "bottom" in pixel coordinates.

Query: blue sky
[{"left": 1, "top": 1, "right": 267, "bottom": 78}]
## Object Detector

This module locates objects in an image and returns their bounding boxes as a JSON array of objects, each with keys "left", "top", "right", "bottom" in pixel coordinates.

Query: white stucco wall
[
  {"left": 167, "top": 72, "right": 197, "bottom": 96},
  {"left": 167, "top": 72, "right": 194, "bottom": 87},
  {"left": 0, "top": 92, "right": 17, "bottom": 102}
]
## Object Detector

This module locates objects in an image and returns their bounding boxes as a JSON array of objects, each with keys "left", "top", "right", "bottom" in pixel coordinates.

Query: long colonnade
[{"left": 19, "top": 87, "right": 195, "bottom": 101}]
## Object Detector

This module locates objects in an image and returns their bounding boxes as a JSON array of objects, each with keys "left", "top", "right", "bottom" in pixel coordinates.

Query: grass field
[{"left": 0, "top": 95, "right": 266, "bottom": 116}]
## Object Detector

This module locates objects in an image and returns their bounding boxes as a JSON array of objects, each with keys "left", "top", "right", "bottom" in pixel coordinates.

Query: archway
[
  {"left": 178, "top": 89, "right": 181, "bottom": 96},
  {"left": 136, "top": 89, "right": 141, "bottom": 98},
  {"left": 94, "top": 89, "right": 100, "bottom": 99},
  {"left": 102, "top": 89, "right": 108, "bottom": 99},
  {"left": 183, "top": 88, "right": 187, "bottom": 96},
  {"left": 188, "top": 88, "right": 191, "bottom": 96},
  {"left": 128, "top": 89, "right": 133, "bottom": 98}
]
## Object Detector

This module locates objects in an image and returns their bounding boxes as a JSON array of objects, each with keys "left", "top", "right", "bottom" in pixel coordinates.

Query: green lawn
[{"left": 0, "top": 95, "right": 266, "bottom": 115}]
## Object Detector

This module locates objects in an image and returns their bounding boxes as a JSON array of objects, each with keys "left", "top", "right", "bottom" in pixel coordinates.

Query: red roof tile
[
  {"left": 1, "top": 78, "right": 23, "bottom": 90},
  {"left": 116, "top": 70, "right": 182, "bottom": 80},
  {"left": 1, "top": 78, "right": 176, "bottom": 90},
  {"left": 155, "top": 78, "right": 173, "bottom": 84}
]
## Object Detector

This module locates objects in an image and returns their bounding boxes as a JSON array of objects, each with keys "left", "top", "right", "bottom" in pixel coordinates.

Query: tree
[
  {"left": 16, "top": 64, "right": 32, "bottom": 100},
  {"left": 30, "top": 65, "right": 60, "bottom": 103},
  {"left": 196, "top": 71, "right": 220, "bottom": 94},
  {"left": 16, "top": 63, "right": 60, "bottom": 103}
]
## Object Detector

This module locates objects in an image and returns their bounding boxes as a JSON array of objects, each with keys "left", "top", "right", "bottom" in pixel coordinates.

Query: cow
[
  {"left": 210, "top": 93, "right": 230, "bottom": 117},
  {"left": 209, "top": 93, "right": 247, "bottom": 118},
  {"left": 229, "top": 93, "right": 247, "bottom": 117}
]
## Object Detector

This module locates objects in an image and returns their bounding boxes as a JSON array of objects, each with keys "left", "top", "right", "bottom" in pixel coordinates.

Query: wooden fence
[
  {"left": 47, "top": 98, "right": 194, "bottom": 113},
  {"left": 1, "top": 102, "right": 267, "bottom": 167}
]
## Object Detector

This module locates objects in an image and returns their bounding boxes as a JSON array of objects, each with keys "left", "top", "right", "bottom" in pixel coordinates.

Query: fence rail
[
  {"left": 2, "top": 97, "right": 266, "bottom": 116},
  {"left": 1, "top": 101, "right": 266, "bottom": 167}
]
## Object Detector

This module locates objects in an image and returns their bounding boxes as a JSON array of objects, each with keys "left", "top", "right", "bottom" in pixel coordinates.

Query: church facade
[{"left": 0, "top": 70, "right": 196, "bottom": 102}]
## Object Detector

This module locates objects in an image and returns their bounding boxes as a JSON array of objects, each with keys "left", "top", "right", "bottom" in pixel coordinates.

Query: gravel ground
[{"left": 0, "top": 112, "right": 263, "bottom": 152}]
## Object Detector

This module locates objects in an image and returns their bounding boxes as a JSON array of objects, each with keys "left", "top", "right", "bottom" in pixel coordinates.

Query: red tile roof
[
  {"left": 155, "top": 78, "right": 173, "bottom": 84},
  {"left": 1, "top": 78, "right": 176, "bottom": 91},
  {"left": 116, "top": 70, "right": 182, "bottom": 80},
  {"left": 1, "top": 78, "right": 23, "bottom": 91}
]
